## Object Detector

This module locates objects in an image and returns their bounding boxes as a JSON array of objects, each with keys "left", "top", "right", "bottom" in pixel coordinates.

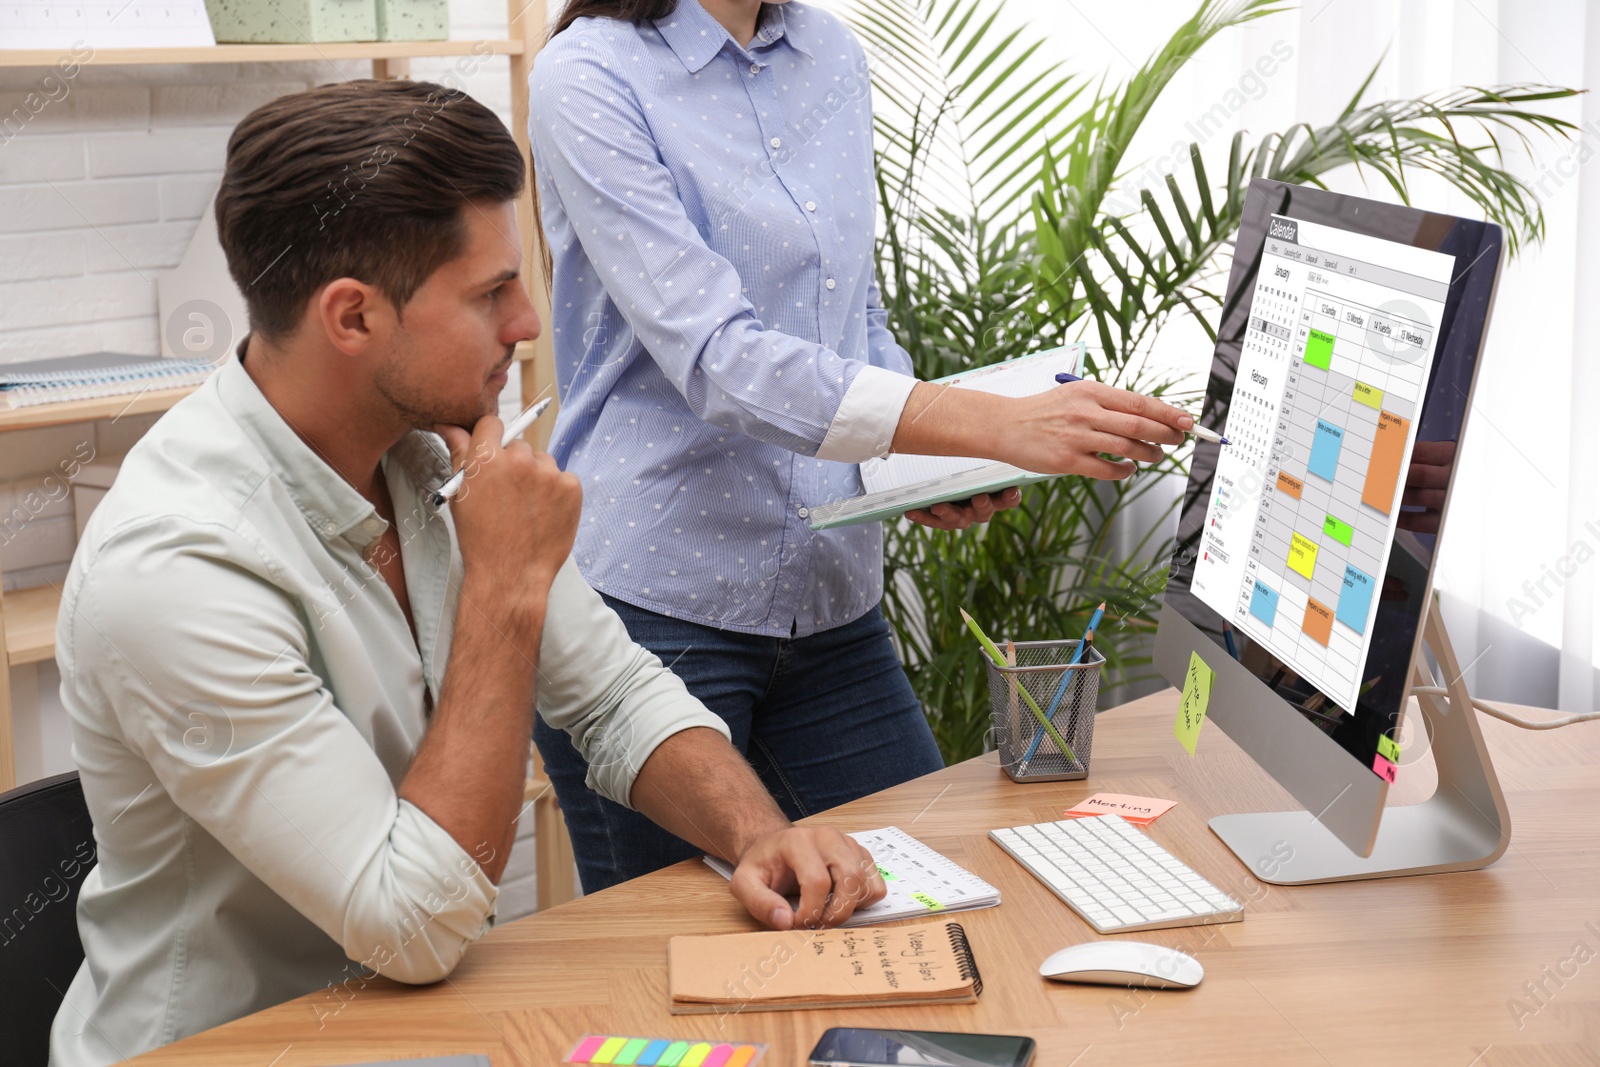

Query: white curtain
[{"left": 914, "top": 0, "right": 1598, "bottom": 712}]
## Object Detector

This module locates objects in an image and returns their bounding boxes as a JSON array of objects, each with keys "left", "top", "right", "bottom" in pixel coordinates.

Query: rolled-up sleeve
[
  {"left": 73, "top": 524, "right": 495, "bottom": 986},
  {"left": 531, "top": 40, "right": 878, "bottom": 457},
  {"left": 534, "top": 558, "right": 730, "bottom": 806}
]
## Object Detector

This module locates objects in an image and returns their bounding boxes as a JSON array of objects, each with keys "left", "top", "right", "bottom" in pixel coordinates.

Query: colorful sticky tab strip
[{"left": 566, "top": 1035, "right": 766, "bottom": 1066}]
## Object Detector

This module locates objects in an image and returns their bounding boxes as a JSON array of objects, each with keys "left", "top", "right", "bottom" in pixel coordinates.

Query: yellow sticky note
[{"left": 1175, "top": 650, "right": 1214, "bottom": 756}]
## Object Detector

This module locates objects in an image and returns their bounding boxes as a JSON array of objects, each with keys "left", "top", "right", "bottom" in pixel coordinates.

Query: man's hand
[
  {"left": 905, "top": 487, "right": 1022, "bottom": 531},
  {"left": 435, "top": 415, "right": 582, "bottom": 605},
  {"left": 729, "top": 825, "right": 886, "bottom": 930},
  {"left": 628, "top": 729, "right": 887, "bottom": 930},
  {"left": 891, "top": 379, "right": 1192, "bottom": 482}
]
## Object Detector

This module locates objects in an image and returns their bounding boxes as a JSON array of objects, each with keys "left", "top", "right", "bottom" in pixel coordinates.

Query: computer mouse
[{"left": 1039, "top": 941, "right": 1204, "bottom": 988}]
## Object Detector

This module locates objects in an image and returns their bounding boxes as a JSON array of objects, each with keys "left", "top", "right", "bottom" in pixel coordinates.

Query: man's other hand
[{"left": 727, "top": 825, "right": 887, "bottom": 929}]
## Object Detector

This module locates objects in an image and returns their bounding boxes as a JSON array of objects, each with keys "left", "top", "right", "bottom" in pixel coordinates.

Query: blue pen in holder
[{"left": 985, "top": 639, "right": 1105, "bottom": 782}]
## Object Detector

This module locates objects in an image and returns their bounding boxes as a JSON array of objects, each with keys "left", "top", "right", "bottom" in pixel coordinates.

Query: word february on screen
[{"left": 1063, "top": 793, "right": 1179, "bottom": 827}]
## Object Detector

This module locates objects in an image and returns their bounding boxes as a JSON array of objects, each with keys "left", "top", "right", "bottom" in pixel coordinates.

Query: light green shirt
[{"left": 49, "top": 355, "right": 728, "bottom": 1066}]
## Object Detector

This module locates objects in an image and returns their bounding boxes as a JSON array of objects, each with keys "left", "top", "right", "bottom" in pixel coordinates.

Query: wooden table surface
[{"left": 131, "top": 689, "right": 1600, "bottom": 1066}]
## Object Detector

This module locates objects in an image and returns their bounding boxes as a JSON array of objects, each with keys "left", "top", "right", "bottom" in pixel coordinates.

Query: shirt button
[
  {"left": 750, "top": 63, "right": 760, "bottom": 74},
  {"left": 825, "top": 278, "right": 836, "bottom": 290},
  {"left": 362, "top": 517, "right": 383, "bottom": 534},
  {"left": 769, "top": 136, "right": 782, "bottom": 149},
  {"left": 805, "top": 200, "right": 817, "bottom": 211},
  {"left": 797, "top": 506, "right": 810, "bottom": 518},
  {"left": 322, "top": 521, "right": 338, "bottom": 536}
]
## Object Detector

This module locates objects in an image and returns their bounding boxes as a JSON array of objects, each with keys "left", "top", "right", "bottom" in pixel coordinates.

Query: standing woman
[{"left": 529, "top": 0, "right": 1192, "bottom": 891}]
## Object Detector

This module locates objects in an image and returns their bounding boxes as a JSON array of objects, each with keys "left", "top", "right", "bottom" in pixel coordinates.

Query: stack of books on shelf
[{"left": 0, "top": 353, "right": 216, "bottom": 410}]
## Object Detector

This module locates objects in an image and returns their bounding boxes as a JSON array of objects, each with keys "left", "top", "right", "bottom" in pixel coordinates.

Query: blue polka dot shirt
[{"left": 530, "top": 0, "right": 920, "bottom": 637}]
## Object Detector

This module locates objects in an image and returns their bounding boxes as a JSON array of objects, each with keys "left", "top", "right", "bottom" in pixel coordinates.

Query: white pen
[{"left": 430, "top": 396, "right": 554, "bottom": 507}]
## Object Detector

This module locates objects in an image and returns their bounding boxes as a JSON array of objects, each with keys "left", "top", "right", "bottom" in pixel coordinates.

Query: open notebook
[
  {"left": 668, "top": 921, "right": 983, "bottom": 1014},
  {"left": 807, "top": 344, "right": 1087, "bottom": 530}
]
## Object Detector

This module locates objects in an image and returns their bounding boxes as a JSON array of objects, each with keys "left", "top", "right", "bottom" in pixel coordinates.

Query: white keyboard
[{"left": 989, "top": 815, "right": 1244, "bottom": 934}]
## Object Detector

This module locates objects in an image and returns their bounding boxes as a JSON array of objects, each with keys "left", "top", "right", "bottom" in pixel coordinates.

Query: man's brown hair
[{"left": 215, "top": 79, "right": 525, "bottom": 342}]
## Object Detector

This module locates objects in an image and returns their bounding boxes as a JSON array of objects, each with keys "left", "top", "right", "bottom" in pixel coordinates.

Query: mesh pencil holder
[{"left": 985, "top": 639, "right": 1105, "bottom": 783}]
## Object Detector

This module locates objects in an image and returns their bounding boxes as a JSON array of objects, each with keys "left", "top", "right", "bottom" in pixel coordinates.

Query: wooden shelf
[
  {"left": 4, "top": 585, "right": 60, "bottom": 667},
  {"left": 0, "top": 386, "right": 199, "bottom": 432},
  {"left": 0, "top": 39, "right": 524, "bottom": 67}
]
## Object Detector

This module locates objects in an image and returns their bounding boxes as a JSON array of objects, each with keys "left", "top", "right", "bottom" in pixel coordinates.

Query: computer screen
[{"left": 1162, "top": 178, "right": 1502, "bottom": 788}]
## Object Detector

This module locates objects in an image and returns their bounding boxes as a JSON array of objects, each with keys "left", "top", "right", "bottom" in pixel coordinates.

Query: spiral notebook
[
  {"left": 667, "top": 921, "right": 983, "bottom": 1014},
  {"left": 0, "top": 352, "right": 214, "bottom": 409}
]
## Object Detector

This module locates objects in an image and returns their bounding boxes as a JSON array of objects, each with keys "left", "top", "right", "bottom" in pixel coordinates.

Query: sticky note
[
  {"left": 726, "top": 1048, "right": 758, "bottom": 1067},
  {"left": 635, "top": 1041, "right": 671, "bottom": 1065},
  {"left": 702, "top": 1046, "right": 735, "bottom": 1067},
  {"left": 1065, "top": 793, "right": 1179, "bottom": 825},
  {"left": 876, "top": 864, "right": 899, "bottom": 882},
  {"left": 658, "top": 1042, "right": 691, "bottom": 1066},
  {"left": 1377, "top": 734, "right": 1400, "bottom": 763},
  {"left": 911, "top": 891, "right": 944, "bottom": 910},
  {"left": 1287, "top": 531, "right": 1320, "bottom": 580},
  {"left": 616, "top": 1038, "right": 650, "bottom": 1065},
  {"left": 1175, "top": 650, "right": 1214, "bottom": 756},
  {"left": 593, "top": 1037, "right": 630, "bottom": 1064},
  {"left": 1372, "top": 752, "right": 1397, "bottom": 783},
  {"left": 681, "top": 1044, "right": 714, "bottom": 1067}
]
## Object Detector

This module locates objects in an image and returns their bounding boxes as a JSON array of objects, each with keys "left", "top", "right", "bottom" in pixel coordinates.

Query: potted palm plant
[{"left": 852, "top": 0, "right": 1577, "bottom": 761}]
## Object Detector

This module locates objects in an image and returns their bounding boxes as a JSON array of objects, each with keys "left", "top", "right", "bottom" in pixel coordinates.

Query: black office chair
[{"left": 0, "top": 771, "right": 95, "bottom": 1067}]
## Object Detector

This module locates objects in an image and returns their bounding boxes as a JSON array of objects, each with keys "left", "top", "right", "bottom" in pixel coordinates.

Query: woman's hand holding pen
[
  {"left": 893, "top": 378, "right": 1193, "bottom": 483},
  {"left": 1004, "top": 380, "right": 1193, "bottom": 479}
]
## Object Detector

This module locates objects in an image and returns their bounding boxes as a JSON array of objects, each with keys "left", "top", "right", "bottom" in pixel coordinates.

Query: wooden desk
[{"left": 131, "top": 690, "right": 1600, "bottom": 1066}]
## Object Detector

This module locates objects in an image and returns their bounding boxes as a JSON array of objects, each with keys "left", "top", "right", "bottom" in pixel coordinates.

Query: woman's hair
[{"left": 551, "top": 0, "right": 678, "bottom": 38}]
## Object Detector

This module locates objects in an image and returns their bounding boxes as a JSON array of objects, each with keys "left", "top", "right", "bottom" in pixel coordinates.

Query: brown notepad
[{"left": 667, "top": 921, "right": 983, "bottom": 1014}]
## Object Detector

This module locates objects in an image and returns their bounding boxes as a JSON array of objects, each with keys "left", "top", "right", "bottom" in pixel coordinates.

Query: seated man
[{"left": 49, "top": 79, "right": 883, "bottom": 1066}]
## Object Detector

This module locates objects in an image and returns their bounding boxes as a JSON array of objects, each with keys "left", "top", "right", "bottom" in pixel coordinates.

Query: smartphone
[{"left": 807, "top": 1027, "right": 1035, "bottom": 1067}]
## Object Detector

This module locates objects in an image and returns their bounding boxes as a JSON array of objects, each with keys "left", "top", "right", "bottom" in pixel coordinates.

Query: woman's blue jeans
[{"left": 533, "top": 594, "right": 946, "bottom": 893}]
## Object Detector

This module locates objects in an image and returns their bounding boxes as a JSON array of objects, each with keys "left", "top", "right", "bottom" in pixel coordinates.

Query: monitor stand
[{"left": 1209, "top": 600, "right": 1511, "bottom": 885}]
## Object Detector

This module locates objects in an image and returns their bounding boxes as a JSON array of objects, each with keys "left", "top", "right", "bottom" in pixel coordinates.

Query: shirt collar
[
  {"left": 655, "top": 1, "right": 810, "bottom": 74},
  {"left": 215, "top": 349, "right": 452, "bottom": 551}
]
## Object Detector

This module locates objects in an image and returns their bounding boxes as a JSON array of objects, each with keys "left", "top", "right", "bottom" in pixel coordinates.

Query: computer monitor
[{"left": 1154, "top": 178, "right": 1510, "bottom": 884}]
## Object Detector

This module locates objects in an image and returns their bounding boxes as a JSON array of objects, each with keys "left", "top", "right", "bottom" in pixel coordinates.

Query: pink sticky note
[
  {"left": 1064, "top": 793, "right": 1179, "bottom": 824},
  {"left": 1372, "top": 753, "right": 1397, "bottom": 783},
  {"left": 568, "top": 1035, "right": 607, "bottom": 1063},
  {"left": 702, "top": 1045, "right": 736, "bottom": 1067}
]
